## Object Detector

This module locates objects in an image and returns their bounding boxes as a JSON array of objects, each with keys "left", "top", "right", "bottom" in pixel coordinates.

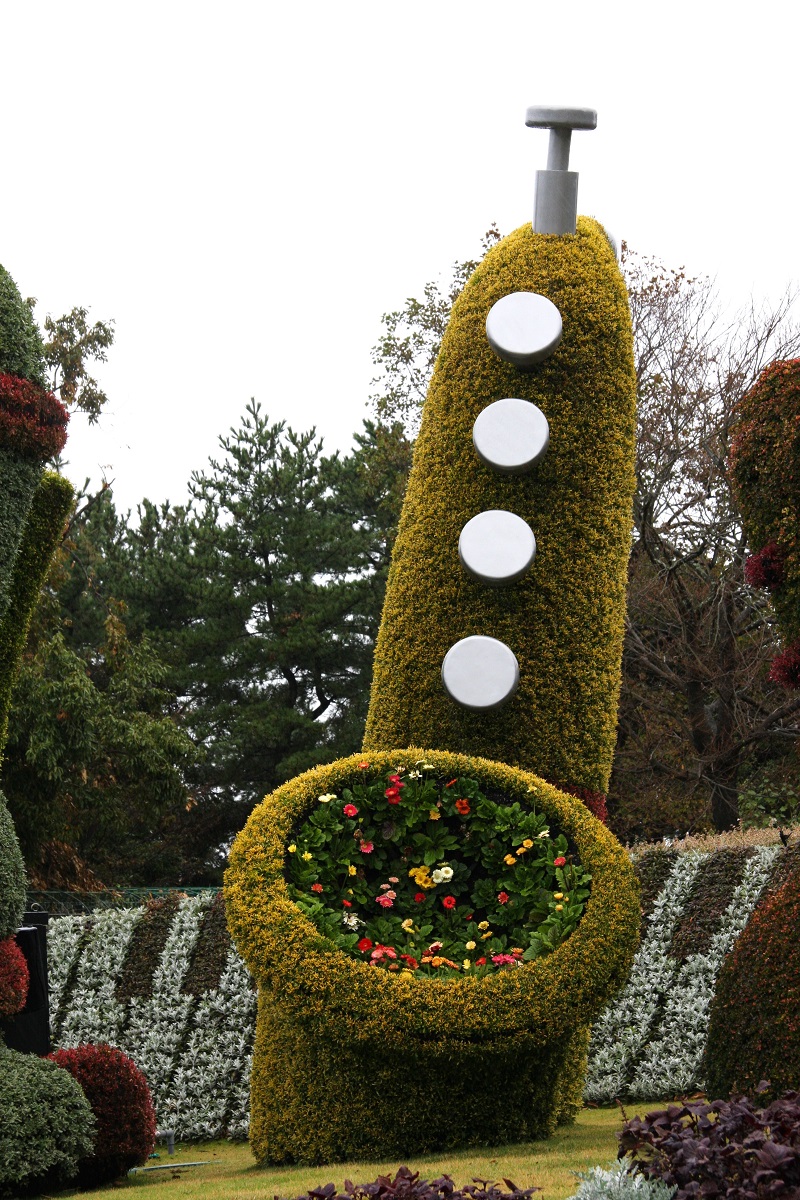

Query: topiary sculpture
[
  {"left": 703, "top": 859, "right": 800, "bottom": 1102},
  {"left": 49, "top": 1043, "right": 156, "bottom": 1187},
  {"left": 227, "top": 111, "right": 640, "bottom": 1164},
  {"left": 0, "top": 262, "right": 90, "bottom": 1197},
  {"left": 729, "top": 359, "right": 800, "bottom": 688}
]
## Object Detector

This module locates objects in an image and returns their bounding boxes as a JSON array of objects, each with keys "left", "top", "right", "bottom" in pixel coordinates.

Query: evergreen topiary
[
  {"left": 729, "top": 359, "right": 800, "bottom": 684},
  {"left": 703, "top": 859, "right": 800, "bottom": 1102},
  {"left": 0, "top": 1045, "right": 95, "bottom": 1197},
  {"left": 49, "top": 1043, "right": 156, "bottom": 1187},
  {"left": 0, "top": 265, "right": 47, "bottom": 387},
  {"left": 0, "top": 798, "right": 26, "bottom": 938},
  {"left": 363, "top": 218, "right": 636, "bottom": 813},
  {"left": 226, "top": 749, "right": 639, "bottom": 1164}
]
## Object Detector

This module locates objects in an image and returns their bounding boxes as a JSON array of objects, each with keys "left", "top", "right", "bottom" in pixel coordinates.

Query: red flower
[
  {"left": 454, "top": 798, "right": 471, "bottom": 815},
  {"left": 343, "top": 803, "right": 358, "bottom": 817},
  {"left": 442, "top": 895, "right": 456, "bottom": 910},
  {"left": 357, "top": 938, "right": 373, "bottom": 952},
  {"left": 498, "top": 891, "right": 510, "bottom": 904},
  {"left": 358, "top": 761, "right": 370, "bottom": 769},
  {"left": 445, "top": 778, "right": 458, "bottom": 788},
  {"left": 400, "top": 953, "right": 419, "bottom": 970},
  {"left": 387, "top": 774, "right": 405, "bottom": 786},
  {"left": 311, "top": 882, "right": 323, "bottom": 893},
  {"left": 475, "top": 957, "right": 487, "bottom": 966},
  {"left": 385, "top": 787, "right": 401, "bottom": 803},
  {"left": 360, "top": 841, "right": 374, "bottom": 854},
  {"left": 554, "top": 856, "right": 566, "bottom": 867},
  {"left": 414, "top": 892, "right": 426, "bottom": 903},
  {"left": 466, "top": 913, "right": 473, "bottom": 921},
  {"left": 342, "top": 899, "right": 352, "bottom": 907}
]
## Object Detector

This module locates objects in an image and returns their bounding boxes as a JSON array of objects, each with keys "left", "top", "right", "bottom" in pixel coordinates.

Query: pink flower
[
  {"left": 554, "top": 856, "right": 566, "bottom": 868},
  {"left": 343, "top": 803, "right": 358, "bottom": 817},
  {"left": 360, "top": 842, "right": 374, "bottom": 854},
  {"left": 375, "top": 895, "right": 394, "bottom": 908},
  {"left": 491, "top": 953, "right": 518, "bottom": 967},
  {"left": 498, "top": 891, "right": 509, "bottom": 905},
  {"left": 388, "top": 876, "right": 399, "bottom": 883}
]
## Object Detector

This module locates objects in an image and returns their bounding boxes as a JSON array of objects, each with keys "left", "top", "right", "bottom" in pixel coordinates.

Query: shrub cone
[{"left": 363, "top": 219, "right": 636, "bottom": 804}]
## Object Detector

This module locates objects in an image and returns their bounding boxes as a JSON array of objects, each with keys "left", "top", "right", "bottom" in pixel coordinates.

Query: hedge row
[
  {"left": 49, "top": 841, "right": 796, "bottom": 1137},
  {"left": 49, "top": 891, "right": 255, "bottom": 1140}
]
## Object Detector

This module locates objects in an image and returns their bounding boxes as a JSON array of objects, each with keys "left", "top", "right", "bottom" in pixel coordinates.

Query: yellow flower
[
  {"left": 302, "top": 852, "right": 313, "bottom": 862},
  {"left": 515, "top": 847, "right": 526, "bottom": 856},
  {"left": 522, "top": 839, "right": 534, "bottom": 849},
  {"left": 348, "top": 865, "right": 357, "bottom": 876},
  {"left": 401, "top": 918, "right": 414, "bottom": 932},
  {"left": 554, "top": 892, "right": 563, "bottom": 900},
  {"left": 563, "top": 895, "right": 570, "bottom": 902},
  {"left": 428, "top": 808, "right": 441, "bottom": 821},
  {"left": 431, "top": 956, "right": 443, "bottom": 967},
  {"left": 478, "top": 921, "right": 489, "bottom": 930},
  {"left": 465, "top": 940, "right": 476, "bottom": 951},
  {"left": 288, "top": 844, "right": 297, "bottom": 853},
  {"left": 463, "top": 959, "right": 472, "bottom": 970},
  {"left": 481, "top": 931, "right": 493, "bottom": 940},
  {"left": 347, "top": 888, "right": 353, "bottom": 895},
  {"left": 555, "top": 903, "right": 563, "bottom": 912},
  {"left": 504, "top": 854, "right": 516, "bottom": 866}
]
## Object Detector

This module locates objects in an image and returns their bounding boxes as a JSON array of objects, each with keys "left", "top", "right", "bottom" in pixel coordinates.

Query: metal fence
[{"left": 26, "top": 887, "right": 221, "bottom": 916}]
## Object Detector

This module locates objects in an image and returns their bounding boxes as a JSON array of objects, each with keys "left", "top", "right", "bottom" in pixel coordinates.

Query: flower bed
[
  {"left": 287, "top": 761, "right": 592, "bottom": 978},
  {"left": 225, "top": 749, "right": 640, "bottom": 1164}
]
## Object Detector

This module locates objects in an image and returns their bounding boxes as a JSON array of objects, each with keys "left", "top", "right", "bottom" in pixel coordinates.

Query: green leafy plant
[{"left": 287, "top": 763, "right": 591, "bottom": 976}]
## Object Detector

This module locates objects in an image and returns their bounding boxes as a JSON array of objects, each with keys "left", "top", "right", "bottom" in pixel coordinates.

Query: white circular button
[
  {"left": 473, "top": 398, "right": 549, "bottom": 474},
  {"left": 459, "top": 510, "right": 536, "bottom": 585},
  {"left": 485, "top": 292, "right": 562, "bottom": 369},
  {"left": 441, "top": 636, "right": 520, "bottom": 711}
]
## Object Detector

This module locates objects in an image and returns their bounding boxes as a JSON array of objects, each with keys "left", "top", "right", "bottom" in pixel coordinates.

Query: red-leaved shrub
[
  {"left": 744, "top": 540, "right": 786, "bottom": 591},
  {"left": 769, "top": 640, "right": 800, "bottom": 691},
  {"left": 49, "top": 1043, "right": 156, "bottom": 1187},
  {"left": 0, "top": 372, "right": 69, "bottom": 460},
  {"left": 0, "top": 935, "right": 29, "bottom": 1017}
]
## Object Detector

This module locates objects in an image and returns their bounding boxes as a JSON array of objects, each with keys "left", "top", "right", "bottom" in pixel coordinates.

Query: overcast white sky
[{"left": 1, "top": 1, "right": 798, "bottom": 516}]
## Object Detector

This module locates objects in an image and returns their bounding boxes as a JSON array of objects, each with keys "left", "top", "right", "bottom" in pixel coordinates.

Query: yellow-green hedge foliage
[
  {"left": 225, "top": 749, "right": 639, "bottom": 1164},
  {"left": 363, "top": 219, "right": 636, "bottom": 798}
]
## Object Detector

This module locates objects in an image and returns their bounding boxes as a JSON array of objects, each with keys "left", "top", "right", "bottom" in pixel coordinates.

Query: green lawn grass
[{"left": 63, "top": 1106, "right": 655, "bottom": 1200}]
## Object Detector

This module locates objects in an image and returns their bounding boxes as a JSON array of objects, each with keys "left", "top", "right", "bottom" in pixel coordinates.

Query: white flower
[
  {"left": 407, "top": 770, "right": 422, "bottom": 779},
  {"left": 432, "top": 869, "right": 444, "bottom": 884},
  {"left": 537, "top": 829, "right": 550, "bottom": 839},
  {"left": 420, "top": 763, "right": 435, "bottom": 771},
  {"left": 342, "top": 912, "right": 363, "bottom": 929},
  {"left": 318, "top": 793, "right": 337, "bottom": 803},
  {"left": 439, "top": 866, "right": 454, "bottom": 881}
]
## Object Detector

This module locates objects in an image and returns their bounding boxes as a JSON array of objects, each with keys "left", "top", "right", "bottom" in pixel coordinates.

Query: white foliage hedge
[
  {"left": 49, "top": 892, "right": 255, "bottom": 1140},
  {"left": 46, "top": 844, "right": 790, "bottom": 1137}
]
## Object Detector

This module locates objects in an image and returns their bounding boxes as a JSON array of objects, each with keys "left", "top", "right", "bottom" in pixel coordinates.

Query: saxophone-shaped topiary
[
  {"left": 363, "top": 218, "right": 637, "bottom": 813},
  {"left": 225, "top": 749, "right": 639, "bottom": 1164},
  {"left": 729, "top": 359, "right": 800, "bottom": 686}
]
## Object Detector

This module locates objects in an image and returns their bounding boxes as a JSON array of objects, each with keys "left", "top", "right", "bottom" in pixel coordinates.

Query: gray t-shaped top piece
[
  {"left": 525, "top": 105, "right": 597, "bottom": 235},
  {"left": 525, "top": 106, "right": 597, "bottom": 171}
]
